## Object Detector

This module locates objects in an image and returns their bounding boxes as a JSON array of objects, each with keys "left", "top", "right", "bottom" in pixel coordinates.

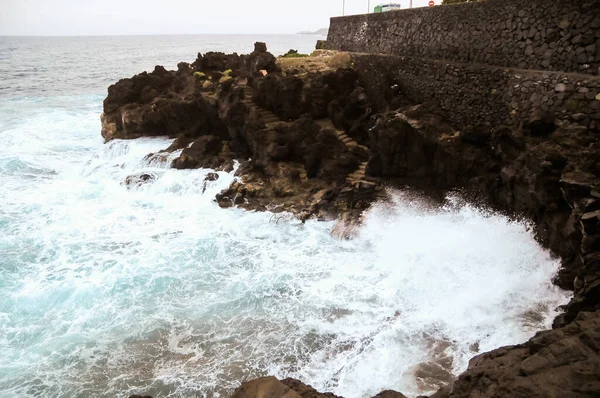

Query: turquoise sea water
[{"left": 0, "top": 35, "right": 570, "bottom": 398}]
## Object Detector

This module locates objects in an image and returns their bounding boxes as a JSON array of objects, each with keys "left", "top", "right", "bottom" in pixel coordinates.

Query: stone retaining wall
[
  {"left": 351, "top": 54, "right": 600, "bottom": 131},
  {"left": 328, "top": 0, "right": 600, "bottom": 75}
]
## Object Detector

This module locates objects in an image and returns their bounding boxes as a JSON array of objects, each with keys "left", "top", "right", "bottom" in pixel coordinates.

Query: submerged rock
[
  {"left": 204, "top": 172, "right": 219, "bottom": 182},
  {"left": 231, "top": 377, "right": 302, "bottom": 398},
  {"left": 371, "top": 392, "right": 408, "bottom": 398},
  {"left": 231, "top": 377, "right": 344, "bottom": 398},
  {"left": 231, "top": 377, "right": 410, "bottom": 398},
  {"left": 124, "top": 172, "right": 157, "bottom": 188}
]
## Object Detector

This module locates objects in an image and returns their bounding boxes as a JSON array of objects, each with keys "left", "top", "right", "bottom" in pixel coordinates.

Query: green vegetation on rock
[
  {"left": 283, "top": 53, "right": 309, "bottom": 58},
  {"left": 327, "top": 52, "right": 351, "bottom": 68}
]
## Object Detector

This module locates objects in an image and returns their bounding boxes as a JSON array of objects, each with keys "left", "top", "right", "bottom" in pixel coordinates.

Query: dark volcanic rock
[
  {"left": 124, "top": 172, "right": 157, "bottom": 188},
  {"left": 253, "top": 52, "right": 278, "bottom": 73},
  {"left": 231, "top": 377, "right": 300, "bottom": 398},
  {"left": 439, "top": 311, "right": 600, "bottom": 398},
  {"left": 194, "top": 51, "right": 241, "bottom": 72},
  {"left": 280, "top": 378, "right": 341, "bottom": 398},
  {"left": 231, "top": 377, "right": 342, "bottom": 398},
  {"left": 315, "top": 40, "right": 328, "bottom": 50},
  {"left": 524, "top": 110, "right": 557, "bottom": 137},
  {"left": 171, "top": 135, "right": 225, "bottom": 170},
  {"left": 253, "top": 67, "right": 365, "bottom": 123},
  {"left": 205, "top": 172, "right": 219, "bottom": 182},
  {"left": 371, "top": 391, "right": 408, "bottom": 398},
  {"left": 101, "top": 64, "right": 227, "bottom": 142},
  {"left": 253, "top": 42, "right": 267, "bottom": 54},
  {"left": 230, "top": 377, "right": 410, "bottom": 398},
  {"left": 101, "top": 46, "right": 384, "bottom": 223}
]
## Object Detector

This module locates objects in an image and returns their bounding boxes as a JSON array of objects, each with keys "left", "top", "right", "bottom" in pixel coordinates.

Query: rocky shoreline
[{"left": 103, "top": 43, "right": 600, "bottom": 397}]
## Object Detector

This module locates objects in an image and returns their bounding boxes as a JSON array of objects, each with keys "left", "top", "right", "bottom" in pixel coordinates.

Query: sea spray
[{"left": 281, "top": 192, "right": 570, "bottom": 396}]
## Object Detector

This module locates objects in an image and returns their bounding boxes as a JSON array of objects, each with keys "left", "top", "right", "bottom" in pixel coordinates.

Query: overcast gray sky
[{"left": 0, "top": 0, "right": 438, "bottom": 36}]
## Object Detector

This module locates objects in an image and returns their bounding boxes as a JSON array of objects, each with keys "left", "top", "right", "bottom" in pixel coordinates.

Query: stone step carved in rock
[
  {"left": 315, "top": 119, "right": 362, "bottom": 151},
  {"left": 313, "top": 119, "right": 375, "bottom": 188},
  {"left": 239, "top": 83, "right": 282, "bottom": 127},
  {"left": 297, "top": 164, "right": 308, "bottom": 182},
  {"left": 346, "top": 161, "right": 369, "bottom": 184}
]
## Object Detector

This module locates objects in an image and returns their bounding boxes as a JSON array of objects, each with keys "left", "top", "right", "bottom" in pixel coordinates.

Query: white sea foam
[{"left": 0, "top": 131, "right": 571, "bottom": 398}]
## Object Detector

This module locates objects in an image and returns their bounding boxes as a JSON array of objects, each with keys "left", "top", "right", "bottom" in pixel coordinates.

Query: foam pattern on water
[{"left": 0, "top": 132, "right": 570, "bottom": 398}]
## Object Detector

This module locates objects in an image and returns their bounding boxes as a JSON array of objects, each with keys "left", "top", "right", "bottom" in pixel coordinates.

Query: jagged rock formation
[
  {"left": 230, "top": 377, "right": 342, "bottom": 398},
  {"left": 444, "top": 310, "right": 600, "bottom": 398},
  {"left": 101, "top": 43, "right": 382, "bottom": 223},
  {"left": 105, "top": 45, "right": 600, "bottom": 398},
  {"left": 230, "top": 377, "right": 410, "bottom": 398}
]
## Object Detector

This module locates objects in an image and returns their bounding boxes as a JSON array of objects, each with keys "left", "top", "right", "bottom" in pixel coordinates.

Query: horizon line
[{"left": 0, "top": 32, "right": 329, "bottom": 38}]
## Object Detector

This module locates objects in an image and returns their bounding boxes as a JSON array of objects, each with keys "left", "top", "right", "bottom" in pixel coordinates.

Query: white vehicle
[{"left": 374, "top": 3, "right": 402, "bottom": 13}]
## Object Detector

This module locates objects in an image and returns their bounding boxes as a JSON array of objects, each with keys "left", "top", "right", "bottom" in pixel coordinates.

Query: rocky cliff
[
  {"left": 102, "top": 44, "right": 381, "bottom": 230},
  {"left": 103, "top": 44, "right": 600, "bottom": 398}
]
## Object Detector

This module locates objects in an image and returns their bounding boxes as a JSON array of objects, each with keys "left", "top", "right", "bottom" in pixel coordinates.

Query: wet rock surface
[
  {"left": 445, "top": 310, "right": 600, "bottom": 398},
  {"left": 106, "top": 45, "right": 600, "bottom": 398},
  {"left": 230, "top": 377, "right": 343, "bottom": 398},
  {"left": 124, "top": 172, "right": 157, "bottom": 188}
]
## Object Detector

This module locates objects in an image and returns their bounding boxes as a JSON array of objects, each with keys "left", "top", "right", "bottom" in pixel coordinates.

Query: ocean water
[{"left": 0, "top": 35, "right": 570, "bottom": 398}]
